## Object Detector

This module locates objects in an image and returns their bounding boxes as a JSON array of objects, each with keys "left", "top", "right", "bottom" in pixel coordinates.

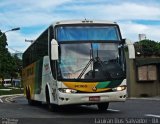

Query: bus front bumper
[{"left": 57, "top": 90, "right": 127, "bottom": 105}]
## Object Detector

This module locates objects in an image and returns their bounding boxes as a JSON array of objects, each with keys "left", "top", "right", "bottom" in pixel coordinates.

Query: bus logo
[{"left": 92, "top": 87, "right": 97, "bottom": 91}]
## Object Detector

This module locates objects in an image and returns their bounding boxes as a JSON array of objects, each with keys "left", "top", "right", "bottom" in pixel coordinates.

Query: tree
[
  {"left": 11, "top": 54, "right": 22, "bottom": 78},
  {"left": 0, "top": 30, "right": 8, "bottom": 79},
  {"left": 0, "top": 30, "right": 22, "bottom": 81},
  {"left": 134, "top": 39, "right": 160, "bottom": 56}
]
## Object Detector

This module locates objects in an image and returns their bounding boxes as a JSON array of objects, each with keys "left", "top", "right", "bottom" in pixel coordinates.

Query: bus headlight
[
  {"left": 59, "top": 88, "right": 77, "bottom": 93},
  {"left": 112, "top": 85, "right": 126, "bottom": 91}
]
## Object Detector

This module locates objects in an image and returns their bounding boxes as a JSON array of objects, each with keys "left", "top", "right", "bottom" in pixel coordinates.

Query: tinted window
[{"left": 23, "top": 29, "right": 48, "bottom": 67}]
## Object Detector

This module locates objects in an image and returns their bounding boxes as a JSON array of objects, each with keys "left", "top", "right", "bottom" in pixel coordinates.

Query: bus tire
[
  {"left": 46, "top": 86, "right": 58, "bottom": 112},
  {"left": 97, "top": 102, "right": 109, "bottom": 111},
  {"left": 26, "top": 87, "right": 35, "bottom": 105}
]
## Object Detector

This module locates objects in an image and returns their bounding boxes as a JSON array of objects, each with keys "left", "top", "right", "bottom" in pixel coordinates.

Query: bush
[{"left": 134, "top": 39, "right": 160, "bottom": 56}]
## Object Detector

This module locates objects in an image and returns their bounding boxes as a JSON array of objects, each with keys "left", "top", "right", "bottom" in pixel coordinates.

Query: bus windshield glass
[
  {"left": 57, "top": 26, "right": 120, "bottom": 41},
  {"left": 58, "top": 43, "right": 124, "bottom": 80}
]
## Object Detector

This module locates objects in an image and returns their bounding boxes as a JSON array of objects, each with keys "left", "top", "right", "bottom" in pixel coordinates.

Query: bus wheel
[
  {"left": 26, "top": 88, "right": 35, "bottom": 105},
  {"left": 46, "top": 87, "right": 58, "bottom": 112},
  {"left": 97, "top": 102, "right": 109, "bottom": 111}
]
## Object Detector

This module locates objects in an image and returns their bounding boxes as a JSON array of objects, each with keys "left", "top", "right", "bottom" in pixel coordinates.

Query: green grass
[
  {"left": 0, "top": 89, "right": 24, "bottom": 95},
  {"left": 0, "top": 84, "right": 24, "bottom": 95},
  {"left": 0, "top": 85, "right": 9, "bottom": 89}
]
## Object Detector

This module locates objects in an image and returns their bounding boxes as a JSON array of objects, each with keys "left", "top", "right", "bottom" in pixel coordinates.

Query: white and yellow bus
[{"left": 22, "top": 20, "right": 127, "bottom": 111}]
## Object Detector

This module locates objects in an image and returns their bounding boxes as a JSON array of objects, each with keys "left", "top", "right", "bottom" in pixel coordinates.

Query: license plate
[{"left": 89, "top": 96, "right": 100, "bottom": 101}]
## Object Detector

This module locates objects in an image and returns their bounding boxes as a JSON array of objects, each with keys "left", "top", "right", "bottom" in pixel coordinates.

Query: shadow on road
[{"left": 34, "top": 103, "right": 120, "bottom": 116}]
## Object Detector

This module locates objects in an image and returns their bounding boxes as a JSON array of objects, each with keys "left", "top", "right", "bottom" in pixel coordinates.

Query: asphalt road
[{"left": 0, "top": 95, "right": 160, "bottom": 124}]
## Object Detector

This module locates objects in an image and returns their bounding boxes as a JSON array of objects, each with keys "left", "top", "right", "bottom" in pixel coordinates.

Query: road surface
[{"left": 0, "top": 95, "right": 160, "bottom": 124}]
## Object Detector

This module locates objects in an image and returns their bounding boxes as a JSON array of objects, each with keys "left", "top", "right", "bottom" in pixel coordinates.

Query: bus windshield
[
  {"left": 58, "top": 43, "right": 124, "bottom": 81},
  {"left": 57, "top": 26, "right": 120, "bottom": 41}
]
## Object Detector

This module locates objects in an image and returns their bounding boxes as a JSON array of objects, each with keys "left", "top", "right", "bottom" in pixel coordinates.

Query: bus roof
[
  {"left": 23, "top": 20, "right": 118, "bottom": 53},
  {"left": 52, "top": 20, "right": 117, "bottom": 27}
]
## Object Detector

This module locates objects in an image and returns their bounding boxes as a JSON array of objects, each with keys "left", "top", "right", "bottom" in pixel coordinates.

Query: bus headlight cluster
[
  {"left": 112, "top": 85, "right": 126, "bottom": 91},
  {"left": 59, "top": 88, "right": 77, "bottom": 93}
]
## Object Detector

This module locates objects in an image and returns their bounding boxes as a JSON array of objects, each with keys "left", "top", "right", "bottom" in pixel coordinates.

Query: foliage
[
  {"left": 134, "top": 39, "right": 160, "bottom": 56},
  {"left": 0, "top": 30, "right": 22, "bottom": 80}
]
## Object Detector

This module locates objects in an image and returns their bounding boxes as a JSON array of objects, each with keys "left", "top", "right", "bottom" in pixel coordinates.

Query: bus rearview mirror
[{"left": 51, "top": 39, "right": 59, "bottom": 60}]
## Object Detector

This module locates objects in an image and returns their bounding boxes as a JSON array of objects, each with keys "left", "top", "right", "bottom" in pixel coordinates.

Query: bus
[{"left": 22, "top": 20, "right": 127, "bottom": 111}]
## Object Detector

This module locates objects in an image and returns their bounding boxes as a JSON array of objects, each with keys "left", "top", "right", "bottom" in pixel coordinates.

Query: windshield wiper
[
  {"left": 77, "top": 56, "right": 107, "bottom": 79},
  {"left": 77, "top": 58, "right": 94, "bottom": 79},
  {"left": 77, "top": 44, "right": 104, "bottom": 79},
  {"left": 78, "top": 43, "right": 94, "bottom": 79}
]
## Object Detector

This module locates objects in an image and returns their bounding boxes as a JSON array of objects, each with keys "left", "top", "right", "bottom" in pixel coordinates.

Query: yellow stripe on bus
[{"left": 63, "top": 82, "right": 111, "bottom": 92}]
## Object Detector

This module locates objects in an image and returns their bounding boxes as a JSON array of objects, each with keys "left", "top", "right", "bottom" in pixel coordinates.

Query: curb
[
  {"left": 127, "top": 97, "right": 160, "bottom": 101},
  {"left": 0, "top": 94, "right": 23, "bottom": 103}
]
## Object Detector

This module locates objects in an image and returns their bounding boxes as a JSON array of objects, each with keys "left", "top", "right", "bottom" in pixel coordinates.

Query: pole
[{"left": 0, "top": 27, "right": 20, "bottom": 38}]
